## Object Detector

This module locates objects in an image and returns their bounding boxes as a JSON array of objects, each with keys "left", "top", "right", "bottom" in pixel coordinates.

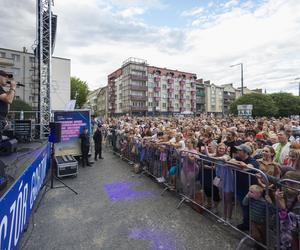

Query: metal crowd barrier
[{"left": 106, "top": 132, "right": 300, "bottom": 249}]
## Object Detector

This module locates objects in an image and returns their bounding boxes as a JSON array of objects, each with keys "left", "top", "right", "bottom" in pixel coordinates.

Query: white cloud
[
  {"left": 119, "top": 7, "right": 145, "bottom": 18},
  {"left": 181, "top": 7, "right": 204, "bottom": 17},
  {"left": 0, "top": 0, "right": 299, "bottom": 96},
  {"left": 223, "top": 0, "right": 240, "bottom": 9}
]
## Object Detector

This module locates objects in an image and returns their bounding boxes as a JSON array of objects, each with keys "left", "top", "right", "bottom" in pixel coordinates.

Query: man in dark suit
[
  {"left": 93, "top": 124, "right": 103, "bottom": 161},
  {"left": 80, "top": 127, "right": 92, "bottom": 167}
]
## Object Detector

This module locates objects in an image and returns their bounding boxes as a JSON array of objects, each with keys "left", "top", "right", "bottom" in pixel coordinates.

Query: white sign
[
  {"left": 237, "top": 104, "right": 253, "bottom": 116},
  {"left": 65, "top": 100, "right": 76, "bottom": 110},
  {"left": 237, "top": 104, "right": 253, "bottom": 110}
]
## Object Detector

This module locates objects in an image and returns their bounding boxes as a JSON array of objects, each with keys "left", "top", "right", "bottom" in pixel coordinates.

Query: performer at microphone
[{"left": 0, "top": 70, "right": 16, "bottom": 142}]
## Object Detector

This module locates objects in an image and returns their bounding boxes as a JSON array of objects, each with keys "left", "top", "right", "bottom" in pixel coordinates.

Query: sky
[{"left": 0, "top": 0, "right": 300, "bottom": 94}]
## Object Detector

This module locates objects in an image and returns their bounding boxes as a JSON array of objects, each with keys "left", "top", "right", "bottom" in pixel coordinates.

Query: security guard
[
  {"left": 93, "top": 124, "right": 103, "bottom": 161},
  {"left": 80, "top": 127, "right": 92, "bottom": 167}
]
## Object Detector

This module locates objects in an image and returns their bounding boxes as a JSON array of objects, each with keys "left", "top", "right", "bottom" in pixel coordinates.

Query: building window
[
  {"left": 12, "top": 54, "right": 20, "bottom": 63},
  {"left": 175, "top": 103, "right": 179, "bottom": 108},
  {"left": 0, "top": 52, "right": 6, "bottom": 58},
  {"left": 12, "top": 68, "right": 20, "bottom": 76},
  {"left": 16, "top": 96, "right": 20, "bottom": 100},
  {"left": 162, "top": 103, "right": 166, "bottom": 108},
  {"left": 175, "top": 94, "right": 178, "bottom": 99},
  {"left": 30, "top": 57, "right": 35, "bottom": 63},
  {"left": 162, "top": 84, "right": 167, "bottom": 90},
  {"left": 149, "top": 102, "right": 152, "bottom": 107}
]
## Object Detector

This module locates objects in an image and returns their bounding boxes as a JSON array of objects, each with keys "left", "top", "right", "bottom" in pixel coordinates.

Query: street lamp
[
  {"left": 230, "top": 63, "right": 244, "bottom": 96},
  {"left": 295, "top": 78, "right": 300, "bottom": 96}
]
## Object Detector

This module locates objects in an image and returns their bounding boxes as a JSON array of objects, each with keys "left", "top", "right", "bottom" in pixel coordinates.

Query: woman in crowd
[
  {"left": 214, "top": 143, "right": 233, "bottom": 223},
  {"left": 180, "top": 138, "right": 199, "bottom": 198},
  {"left": 257, "top": 145, "right": 281, "bottom": 188}
]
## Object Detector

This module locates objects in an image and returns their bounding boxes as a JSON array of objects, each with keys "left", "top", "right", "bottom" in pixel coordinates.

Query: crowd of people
[{"left": 97, "top": 114, "right": 300, "bottom": 249}]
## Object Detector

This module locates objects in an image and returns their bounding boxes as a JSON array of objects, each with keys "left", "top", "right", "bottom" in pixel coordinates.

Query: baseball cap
[
  {"left": 235, "top": 144, "right": 252, "bottom": 155},
  {"left": 0, "top": 70, "right": 13, "bottom": 78}
]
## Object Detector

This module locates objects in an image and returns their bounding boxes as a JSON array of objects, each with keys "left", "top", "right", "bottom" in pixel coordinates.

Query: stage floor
[{"left": 0, "top": 140, "right": 48, "bottom": 197}]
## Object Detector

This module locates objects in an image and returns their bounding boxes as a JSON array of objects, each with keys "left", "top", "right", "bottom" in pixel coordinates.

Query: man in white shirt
[{"left": 272, "top": 130, "right": 290, "bottom": 166}]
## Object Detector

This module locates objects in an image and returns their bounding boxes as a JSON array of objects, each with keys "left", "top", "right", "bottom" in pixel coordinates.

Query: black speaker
[
  {"left": 0, "top": 139, "right": 18, "bottom": 156},
  {"left": 49, "top": 122, "right": 61, "bottom": 143},
  {"left": 0, "top": 160, "right": 7, "bottom": 191}
]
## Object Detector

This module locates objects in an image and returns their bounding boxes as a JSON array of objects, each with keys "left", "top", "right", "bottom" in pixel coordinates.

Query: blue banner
[
  {"left": 0, "top": 143, "right": 50, "bottom": 250},
  {"left": 53, "top": 110, "right": 91, "bottom": 156}
]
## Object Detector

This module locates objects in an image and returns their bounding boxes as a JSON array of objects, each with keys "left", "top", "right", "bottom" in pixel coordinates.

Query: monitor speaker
[
  {"left": 0, "top": 139, "right": 18, "bottom": 156},
  {"left": 0, "top": 160, "right": 7, "bottom": 191},
  {"left": 49, "top": 122, "right": 61, "bottom": 143}
]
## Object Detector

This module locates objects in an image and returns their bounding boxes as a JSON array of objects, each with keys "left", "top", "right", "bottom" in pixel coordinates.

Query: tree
[
  {"left": 10, "top": 99, "right": 32, "bottom": 111},
  {"left": 230, "top": 93, "right": 278, "bottom": 117},
  {"left": 269, "top": 92, "right": 300, "bottom": 117},
  {"left": 71, "top": 76, "right": 89, "bottom": 108}
]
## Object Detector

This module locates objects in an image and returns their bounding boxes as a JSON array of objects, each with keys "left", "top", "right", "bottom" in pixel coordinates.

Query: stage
[
  {"left": 0, "top": 140, "right": 50, "bottom": 250},
  {"left": 0, "top": 140, "right": 48, "bottom": 197}
]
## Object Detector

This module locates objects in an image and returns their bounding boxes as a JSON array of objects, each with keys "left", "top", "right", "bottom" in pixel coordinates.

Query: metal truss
[{"left": 37, "top": 0, "right": 53, "bottom": 139}]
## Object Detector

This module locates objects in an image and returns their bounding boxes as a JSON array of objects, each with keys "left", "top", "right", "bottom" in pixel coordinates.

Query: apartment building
[
  {"left": 0, "top": 47, "right": 70, "bottom": 110},
  {"left": 221, "top": 83, "right": 237, "bottom": 114},
  {"left": 98, "top": 86, "right": 108, "bottom": 118},
  {"left": 107, "top": 58, "right": 197, "bottom": 116},
  {"left": 84, "top": 88, "right": 100, "bottom": 115},
  {"left": 204, "top": 81, "right": 224, "bottom": 115},
  {"left": 195, "top": 79, "right": 206, "bottom": 113}
]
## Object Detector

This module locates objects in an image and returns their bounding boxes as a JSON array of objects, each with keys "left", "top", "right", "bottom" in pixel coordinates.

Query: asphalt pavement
[{"left": 20, "top": 147, "right": 252, "bottom": 250}]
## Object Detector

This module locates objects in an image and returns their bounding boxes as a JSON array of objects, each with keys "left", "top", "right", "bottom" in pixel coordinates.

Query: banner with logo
[
  {"left": 0, "top": 143, "right": 50, "bottom": 250},
  {"left": 53, "top": 110, "right": 91, "bottom": 156}
]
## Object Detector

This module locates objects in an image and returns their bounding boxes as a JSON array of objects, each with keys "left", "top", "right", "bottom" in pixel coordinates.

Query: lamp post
[
  {"left": 296, "top": 78, "right": 300, "bottom": 96},
  {"left": 230, "top": 63, "right": 244, "bottom": 96}
]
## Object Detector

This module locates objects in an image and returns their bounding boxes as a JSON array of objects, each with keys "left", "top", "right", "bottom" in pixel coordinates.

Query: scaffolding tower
[{"left": 35, "top": 0, "right": 53, "bottom": 139}]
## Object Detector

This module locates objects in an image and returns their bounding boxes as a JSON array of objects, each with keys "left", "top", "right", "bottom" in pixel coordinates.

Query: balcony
[
  {"left": 191, "top": 90, "right": 196, "bottom": 94},
  {"left": 179, "top": 80, "right": 185, "bottom": 86},
  {"left": 154, "top": 86, "right": 161, "bottom": 92},
  {"left": 0, "top": 57, "right": 14, "bottom": 66},
  {"left": 191, "top": 82, "right": 196, "bottom": 88},
  {"left": 179, "top": 89, "right": 185, "bottom": 94},
  {"left": 109, "top": 94, "right": 117, "bottom": 100},
  {"left": 154, "top": 76, "right": 161, "bottom": 82},
  {"left": 130, "top": 74, "right": 148, "bottom": 81},
  {"left": 180, "top": 108, "right": 185, "bottom": 112},
  {"left": 129, "top": 84, "right": 148, "bottom": 91},
  {"left": 130, "top": 106, "right": 148, "bottom": 111},
  {"left": 167, "top": 79, "right": 174, "bottom": 84},
  {"left": 130, "top": 95, "right": 147, "bottom": 101},
  {"left": 154, "top": 97, "right": 160, "bottom": 102},
  {"left": 168, "top": 107, "right": 174, "bottom": 112},
  {"left": 167, "top": 88, "right": 174, "bottom": 93},
  {"left": 196, "top": 97, "right": 205, "bottom": 104},
  {"left": 180, "top": 99, "right": 185, "bottom": 104}
]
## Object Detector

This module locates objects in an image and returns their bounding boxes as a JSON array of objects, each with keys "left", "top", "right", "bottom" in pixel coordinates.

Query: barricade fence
[{"left": 105, "top": 130, "right": 300, "bottom": 250}]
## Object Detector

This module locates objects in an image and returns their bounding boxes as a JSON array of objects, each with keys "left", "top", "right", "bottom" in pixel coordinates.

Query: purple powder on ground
[
  {"left": 129, "top": 227, "right": 183, "bottom": 250},
  {"left": 104, "top": 180, "right": 155, "bottom": 201}
]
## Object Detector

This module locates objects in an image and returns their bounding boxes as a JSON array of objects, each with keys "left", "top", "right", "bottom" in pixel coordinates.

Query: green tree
[
  {"left": 10, "top": 99, "right": 32, "bottom": 111},
  {"left": 71, "top": 76, "right": 89, "bottom": 108},
  {"left": 230, "top": 93, "right": 278, "bottom": 117},
  {"left": 269, "top": 92, "right": 300, "bottom": 117}
]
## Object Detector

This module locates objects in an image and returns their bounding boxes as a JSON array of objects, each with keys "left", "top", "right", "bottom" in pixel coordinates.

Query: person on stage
[
  {"left": 93, "top": 124, "right": 103, "bottom": 161},
  {"left": 0, "top": 70, "right": 16, "bottom": 142}
]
